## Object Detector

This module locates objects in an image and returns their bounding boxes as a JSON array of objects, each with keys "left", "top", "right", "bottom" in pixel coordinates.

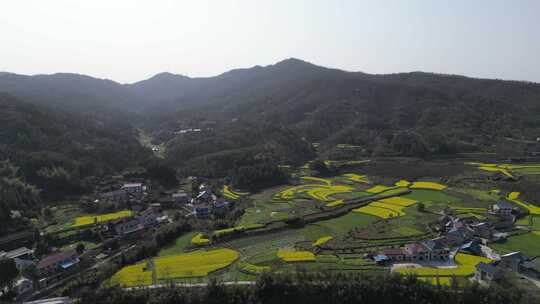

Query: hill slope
[{"left": 0, "top": 93, "right": 152, "bottom": 199}]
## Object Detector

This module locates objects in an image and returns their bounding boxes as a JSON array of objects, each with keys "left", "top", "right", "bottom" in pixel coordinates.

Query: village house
[
  {"left": 490, "top": 201, "right": 514, "bottom": 215},
  {"left": 14, "top": 277, "right": 33, "bottom": 295},
  {"left": 112, "top": 217, "right": 144, "bottom": 236},
  {"left": 403, "top": 243, "right": 430, "bottom": 261},
  {"left": 100, "top": 189, "right": 129, "bottom": 203},
  {"left": 172, "top": 192, "right": 190, "bottom": 204},
  {"left": 137, "top": 207, "right": 160, "bottom": 227},
  {"left": 470, "top": 222, "right": 494, "bottom": 240},
  {"left": 195, "top": 204, "right": 211, "bottom": 219},
  {"left": 445, "top": 226, "right": 473, "bottom": 246},
  {"left": 109, "top": 207, "right": 161, "bottom": 236},
  {"left": 498, "top": 251, "right": 535, "bottom": 273},
  {"left": 474, "top": 262, "right": 504, "bottom": 284},
  {"left": 422, "top": 237, "right": 450, "bottom": 260},
  {"left": 0, "top": 247, "right": 35, "bottom": 270},
  {"left": 122, "top": 182, "right": 145, "bottom": 193},
  {"left": 459, "top": 240, "right": 483, "bottom": 256},
  {"left": 36, "top": 250, "right": 79, "bottom": 277},
  {"left": 381, "top": 248, "right": 406, "bottom": 261}
]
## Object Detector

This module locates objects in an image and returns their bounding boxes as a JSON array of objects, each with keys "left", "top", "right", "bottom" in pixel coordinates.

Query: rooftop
[
  {"left": 476, "top": 262, "right": 502, "bottom": 275},
  {"left": 4, "top": 247, "right": 34, "bottom": 259},
  {"left": 37, "top": 250, "right": 77, "bottom": 269}
]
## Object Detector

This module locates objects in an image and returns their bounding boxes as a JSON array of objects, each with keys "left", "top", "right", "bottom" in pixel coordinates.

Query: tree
[
  {"left": 76, "top": 243, "right": 86, "bottom": 255},
  {"left": 310, "top": 160, "right": 333, "bottom": 176},
  {"left": 0, "top": 259, "right": 19, "bottom": 290}
]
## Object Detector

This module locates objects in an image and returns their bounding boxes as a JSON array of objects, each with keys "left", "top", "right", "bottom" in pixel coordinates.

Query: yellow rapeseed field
[
  {"left": 306, "top": 185, "right": 354, "bottom": 201},
  {"left": 191, "top": 233, "right": 211, "bottom": 245},
  {"left": 72, "top": 210, "right": 133, "bottom": 227},
  {"left": 378, "top": 196, "right": 417, "bottom": 207},
  {"left": 353, "top": 205, "right": 401, "bottom": 219},
  {"left": 370, "top": 201, "right": 405, "bottom": 214},
  {"left": 410, "top": 182, "right": 447, "bottom": 190},
  {"left": 313, "top": 236, "right": 333, "bottom": 247},
  {"left": 507, "top": 192, "right": 540, "bottom": 215},
  {"left": 111, "top": 248, "right": 239, "bottom": 287},
  {"left": 110, "top": 262, "right": 152, "bottom": 287},
  {"left": 465, "top": 162, "right": 515, "bottom": 178},
  {"left": 325, "top": 200, "right": 345, "bottom": 207},
  {"left": 239, "top": 262, "right": 270, "bottom": 274},
  {"left": 343, "top": 173, "right": 370, "bottom": 184},
  {"left": 395, "top": 253, "right": 491, "bottom": 277},
  {"left": 223, "top": 185, "right": 240, "bottom": 200},
  {"left": 395, "top": 180, "right": 411, "bottom": 187},
  {"left": 277, "top": 249, "right": 315, "bottom": 262},
  {"left": 365, "top": 185, "right": 397, "bottom": 194},
  {"left": 276, "top": 182, "right": 353, "bottom": 202},
  {"left": 154, "top": 249, "right": 238, "bottom": 279}
]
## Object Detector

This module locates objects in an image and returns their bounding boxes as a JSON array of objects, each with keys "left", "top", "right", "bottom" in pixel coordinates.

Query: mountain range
[{"left": 2, "top": 58, "right": 540, "bottom": 192}]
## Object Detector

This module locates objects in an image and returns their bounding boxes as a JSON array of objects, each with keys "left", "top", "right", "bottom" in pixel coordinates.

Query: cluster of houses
[
  {"left": 373, "top": 217, "right": 477, "bottom": 264},
  {"left": 97, "top": 182, "right": 148, "bottom": 205},
  {"left": 191, "top": 184, "right": 231, "bottom": 219},
  {"left": 371, "top": 199, "right": 539, "bottom": 285},
  {"left": 0, "top": 246, "right": 81, "bottom": 295},
  {"left": 106, "top": 206, "right": 165, "bottom": 236},
  {"left": 475, "top": 251, "right": 536, "bottom": 284}
]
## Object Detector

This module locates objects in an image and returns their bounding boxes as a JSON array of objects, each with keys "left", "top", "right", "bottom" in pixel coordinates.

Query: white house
[{"left": 122, "top": 183, "right": 144, "bottom": 193}]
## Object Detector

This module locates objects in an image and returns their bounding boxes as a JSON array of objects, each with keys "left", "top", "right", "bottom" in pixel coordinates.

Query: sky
[{"left": 1, "top": 0, "right": 539, "bottom": 84}]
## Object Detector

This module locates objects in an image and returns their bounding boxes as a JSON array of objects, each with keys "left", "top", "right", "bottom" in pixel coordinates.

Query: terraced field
[{"left": 108, "top": 164, "right": 530, "bottom": 286}]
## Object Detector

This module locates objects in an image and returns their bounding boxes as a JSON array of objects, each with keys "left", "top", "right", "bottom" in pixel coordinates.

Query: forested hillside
[
  {"left": 2, "top": 59, "right": 540, "bottom": 188},
  {"left": 0, "top": 93, "right": 152, "bottom": 200}
]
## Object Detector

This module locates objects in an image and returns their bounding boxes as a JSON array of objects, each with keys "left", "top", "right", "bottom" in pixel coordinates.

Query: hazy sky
[{"left": 1, "top": 0, "right": 539, "bottom": 83}]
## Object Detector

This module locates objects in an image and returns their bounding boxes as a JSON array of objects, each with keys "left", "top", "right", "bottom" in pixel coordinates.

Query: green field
[
  {"left": 491, "top": 233, "right": 540, "bottom": 257},
  {"left": 402, "top": 190, "right": 462, "bottom": 204},
  {"left": 451, "top": 188, "right": 500, "bottom": 202},
  {"left": 159, "top": 232, "right": 198, "bottom": 256},
  {"left": 299, "top": 212, "right": 379, "bottom": 239}
]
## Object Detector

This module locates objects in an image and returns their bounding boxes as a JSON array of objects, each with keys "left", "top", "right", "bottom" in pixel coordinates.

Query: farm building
[
  {"left": 122, "top": 182, "right": 145, "bottom": 193},
  {"left": 491, "top": 201, "right": 514, "bottom": 215},
  {"left": 0, "top": 247, "right": 35, "bottom": 271},
  {"left": 112, "top": 218, "right": 144, "bottom": 235},
  {"left": 36, "top": 250, "right": 79, "bottom": 277},
  {"left": 422, "top": 237, "right": 450, "bottom": 260},
  {"left": 381, "top": 248, "right": 406, "bottom": 261},
  {"left": 15, "top": 277, "right": 33, "bottom": 295},
  {"left": 172, "top": 192, "right": 190, "bottom": 204},
  {"left": 403, "top": 243, "right": 430, "bottom": 261},
  {"left": 474, "top": 262, "right": 504, "bottom": 284},
  {"left": 195, "top": 205, "right": 211, "bottom": 219},
  {"left": 470, "top": 222, "right": 494, "bottom": 239},
  {"left": 498, "top": 252, "right": 535, "bottom": 273}
]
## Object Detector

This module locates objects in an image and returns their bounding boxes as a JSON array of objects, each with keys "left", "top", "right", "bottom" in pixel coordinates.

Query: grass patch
[
  {"left": 491, "top": 233, "right": 540, "bottom": 257},
  {"left": 300, "top": 213, "right": 378, "bottom": 239},
  {"left": 402, "top": 190, "right": 461, "bottom": 204},
  {"left": 159, "top": 232, "right": 198, "bottom": 256}
]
